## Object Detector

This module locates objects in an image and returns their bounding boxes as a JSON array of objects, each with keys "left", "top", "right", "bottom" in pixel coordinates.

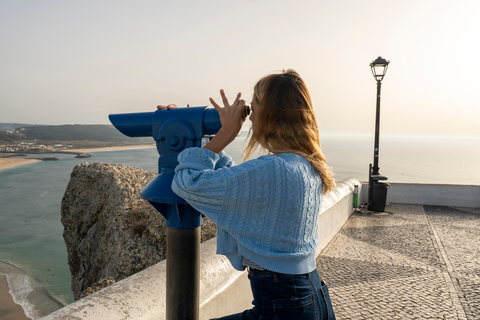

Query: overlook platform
[
  {"left": 41, "top": 181, "right": 480, "bottom": 320},
  {"left": 317, "top": 203, "right": 480, "bottom": 320}
]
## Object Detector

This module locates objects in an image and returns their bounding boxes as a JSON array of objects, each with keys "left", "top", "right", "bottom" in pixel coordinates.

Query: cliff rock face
[{"left": 61, "top": 162, "right": 216, "bottom": 300}]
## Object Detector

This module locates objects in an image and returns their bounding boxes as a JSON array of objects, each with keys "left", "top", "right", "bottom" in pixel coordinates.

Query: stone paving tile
[{"left": 316, "top": 203, "right": 479, "bottom": 320}]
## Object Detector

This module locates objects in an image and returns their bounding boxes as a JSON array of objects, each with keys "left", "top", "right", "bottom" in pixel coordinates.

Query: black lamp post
[{"left": 368, "top": 56, "right": 390, "bottom": 211}]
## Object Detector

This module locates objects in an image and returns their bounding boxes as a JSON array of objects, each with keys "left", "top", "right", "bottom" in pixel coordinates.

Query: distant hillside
[
  {"left": 0, "top": 123, "right": 41, "bottom": 130},
  {"left": 0, "top": 124, "right": 152, "bottom": 145},
  {"left": 0, "top": 130, "right": 15, "bottom": 142},
  {"left": 19, "top": 125, "right": 136, "bottom": 141}
]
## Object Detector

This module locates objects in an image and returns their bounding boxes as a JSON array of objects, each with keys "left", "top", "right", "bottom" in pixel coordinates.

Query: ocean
[{"left": 0, "top": 134, "right": 479, "bottom": 319}]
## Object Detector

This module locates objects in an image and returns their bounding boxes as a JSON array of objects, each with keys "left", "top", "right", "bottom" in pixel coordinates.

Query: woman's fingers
[
  {"left": 157, "top": 104, "right": 179, "bottom": 110},
  {"left": 209, "top": 97, "right": 221, "bottom": 110},
  {"left": 217, "top": 90, "right": 244, "bottom": 108},
  {"left": 232, "top": 92, "right": 242, "bottom": 107},
  {"left": 220, "top": 89, "right": 231, "bottom": 108},
  {"left": 157, "top": 104, "right": 193, "bottom": 110},
  {"left": 211, "top": 90, "right": 246, "bottom": 120}
]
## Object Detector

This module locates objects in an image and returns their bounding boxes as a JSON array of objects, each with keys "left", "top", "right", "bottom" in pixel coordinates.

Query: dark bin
[{"left": 371, "top": 181, "right": 388, "bottom": 212}]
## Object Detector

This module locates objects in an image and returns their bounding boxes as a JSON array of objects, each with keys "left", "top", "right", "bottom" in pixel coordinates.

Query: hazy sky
[{"left": 1, "top": 0, "right": 479, "bottom": 136}]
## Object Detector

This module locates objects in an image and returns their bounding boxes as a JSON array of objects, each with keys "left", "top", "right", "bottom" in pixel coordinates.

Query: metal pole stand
[
  {"left": 143, "top": 170, "right": 203, "bottom": 320},
  {"left": 109, "top": 107, "right": 223, "bottom": 320},
  {"left": 167, "top": 226, "right": 200, "bottom": 319}
]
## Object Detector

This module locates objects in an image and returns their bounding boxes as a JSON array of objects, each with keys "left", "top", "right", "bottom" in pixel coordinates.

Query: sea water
[
  {"left": 0, "top": 134, "right": 479, "bottom": 318},
  {"left": 321, "top": 133, "right": 480, "bottom": 184},
  {"left": 0, "top": 147, "right": 160, "bottom": 319}
]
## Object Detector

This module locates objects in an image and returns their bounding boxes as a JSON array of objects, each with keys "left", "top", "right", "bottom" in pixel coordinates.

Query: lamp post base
[{"left": 368, "top": 163, "right": 389, "bottom": 212}]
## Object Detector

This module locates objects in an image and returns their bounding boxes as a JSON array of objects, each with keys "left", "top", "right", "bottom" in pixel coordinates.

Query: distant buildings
[{"left": 0, "top": 142, "right": 58, "bottom": 153}]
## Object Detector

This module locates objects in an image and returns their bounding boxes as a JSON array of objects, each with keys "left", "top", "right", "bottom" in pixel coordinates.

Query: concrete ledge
[
  {"left": 316, "top": 177, "right": 359, "bottom": 256},
  {"left": 41, "top": 177, "right": 360, "bottom": 320},
  {"left": 359, "top": 182, "right": 480, "bottom": 208},
  {"left": 387, "top": 183, "right": 480, "bottom": 208},
  {"left": 198, "top": 240, "right": 251, "bottom": 319},
  {"left": 41, "top": 260, "right": 168, "bottom": 319}
]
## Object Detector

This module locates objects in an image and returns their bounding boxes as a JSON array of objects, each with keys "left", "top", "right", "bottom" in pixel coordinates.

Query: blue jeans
[{"left": 212, "top": 268, "right": 336, "bottom": 320}]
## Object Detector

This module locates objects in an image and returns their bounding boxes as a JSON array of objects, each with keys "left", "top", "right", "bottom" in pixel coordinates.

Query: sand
[
  {"left": 0, "top": 275, "right": 30, "bottom": 320},
  {"left": 0, "top": 144, "right": 155, "bottom": 172},
  {"left": 0, "top": 158, "right": 41, "bottom": 171}
]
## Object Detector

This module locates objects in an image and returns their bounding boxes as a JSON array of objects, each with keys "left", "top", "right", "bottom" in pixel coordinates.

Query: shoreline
[
  {"left": 0, "top": 144, "right": 155, "bottom": 172},
  {"left": 0, "top": 274, "right": 30, "bottom": 320},
  {"left": 0, "top": 158, "right": 42, "bottom": 171},
  {"left": 66, "top": 144, "right": 155, "bottom": 153}
]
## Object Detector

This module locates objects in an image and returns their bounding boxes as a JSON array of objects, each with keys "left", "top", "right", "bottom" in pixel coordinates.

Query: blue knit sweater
[{"left": 172, "top": 147, "right": 323, "bottom": 274}]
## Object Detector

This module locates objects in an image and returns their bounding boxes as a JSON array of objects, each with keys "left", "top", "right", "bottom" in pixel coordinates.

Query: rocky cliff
[{"left": 61, "top": 162, "right": 217, "bottom": 300}]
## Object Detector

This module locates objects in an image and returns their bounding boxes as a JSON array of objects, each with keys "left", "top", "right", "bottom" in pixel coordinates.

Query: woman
[{"left": 170, "top": 69, "right": 336, "bottom": 319}]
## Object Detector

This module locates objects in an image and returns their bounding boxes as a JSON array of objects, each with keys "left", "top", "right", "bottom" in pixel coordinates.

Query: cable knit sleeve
[
  {"left": 215, "top": 150, "right": 235, "bottom": 169},
  {"left": 172, "top": 148, "right": 233, "bottom": 223}
]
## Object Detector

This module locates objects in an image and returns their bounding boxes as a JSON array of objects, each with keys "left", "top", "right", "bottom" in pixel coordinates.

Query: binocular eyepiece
[{"left": 243, "top": 105, "right": 251, "bottom": 118}]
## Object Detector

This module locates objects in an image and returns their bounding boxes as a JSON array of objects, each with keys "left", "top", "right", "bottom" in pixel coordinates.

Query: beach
[
  {"left": 0, "top": 158, "right": 41, "bottom": 172},
  {"left": 0, "top": 275, "right": 29, "bottom": 320},
  {"left": 0, "top": 144, "right": 155, "bottom": 172}
]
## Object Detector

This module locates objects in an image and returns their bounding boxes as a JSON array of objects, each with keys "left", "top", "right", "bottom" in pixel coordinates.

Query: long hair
[{"left": 244, "top": 69, "right": 336, "bottom": 194}]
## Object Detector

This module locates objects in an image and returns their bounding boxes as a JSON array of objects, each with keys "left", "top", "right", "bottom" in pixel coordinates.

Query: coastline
[
  {"left": 0, "top": 158, "right": 41, "bottom": 171},
  {"left": 66, "top": 144, "right": 155, "bottom": 153},
  {"left": 0, "top": 274, "right": 30, "bottom": 320},
  {"left": 0, "top": 144, "right": 155, "bottom": 172}
]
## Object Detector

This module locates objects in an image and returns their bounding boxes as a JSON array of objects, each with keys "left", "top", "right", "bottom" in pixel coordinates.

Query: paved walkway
[{"left": 316, "top": 203, "right": 480, "bottom": 320}]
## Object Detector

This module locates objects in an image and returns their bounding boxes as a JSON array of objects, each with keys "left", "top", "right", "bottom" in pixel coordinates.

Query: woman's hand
[
  {"left": 203, "top": 90, "right": 248, "bottom": 154},
  {"left": 209, "top": 90, "right": 247, "bottom": 140},
  {"left": 157, "top": 104, "right": 190, "bottom": 110}
]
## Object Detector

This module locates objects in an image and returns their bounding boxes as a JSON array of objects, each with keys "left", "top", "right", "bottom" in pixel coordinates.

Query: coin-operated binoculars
[{"left": 109, "top": 106, "right": 221, "bottom": 320}]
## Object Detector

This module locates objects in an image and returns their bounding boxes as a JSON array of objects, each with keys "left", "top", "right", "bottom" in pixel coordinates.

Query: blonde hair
[{"left": 244, "top": 69, "right": 336, "bottom": 194}]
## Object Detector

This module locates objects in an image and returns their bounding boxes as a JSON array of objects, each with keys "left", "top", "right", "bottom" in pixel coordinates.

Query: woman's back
[{"left": 172, "top": 149, "right": 323, "bottom": 274}]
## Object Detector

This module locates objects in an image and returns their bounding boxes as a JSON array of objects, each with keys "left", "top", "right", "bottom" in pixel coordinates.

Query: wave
[
  {"left": 2, "top": 272, "right": 40, "bottom": 319},
  {"left": 0, "top": 260, "right": 65, "bottom": 320}
]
